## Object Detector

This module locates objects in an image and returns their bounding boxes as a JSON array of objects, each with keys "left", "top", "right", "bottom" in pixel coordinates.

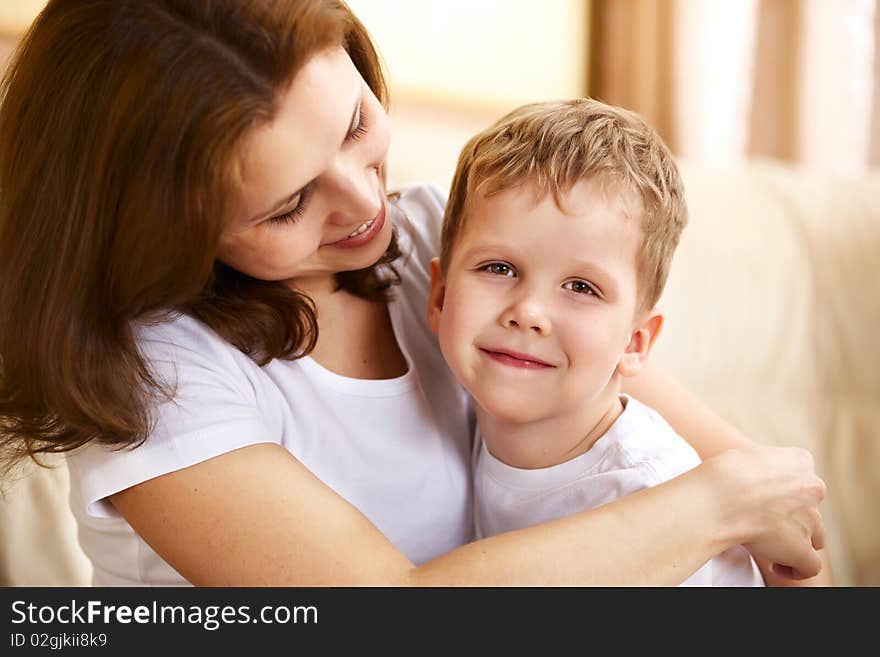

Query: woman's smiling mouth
[{"left": 325, "top": 200, "right": 386, "bottom": 249}]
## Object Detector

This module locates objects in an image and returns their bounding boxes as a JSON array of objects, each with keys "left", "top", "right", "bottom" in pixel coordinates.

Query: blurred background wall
[
  {"left": 346, "top": 0, "right": 590, "bottom": 188},
  {"left": 350, "top": 0, "right": 880, "bottom": 187},
  {"left": 3, "top": 0, "right": 878, "bottom": 186},
  {"left": 590, "top": 0, "right": 880, "bottom": 174}
]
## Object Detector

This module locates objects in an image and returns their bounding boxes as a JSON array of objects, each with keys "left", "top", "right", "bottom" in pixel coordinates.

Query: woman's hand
[
  {"left": 624, "top": 362, "right": 830, "bottom": 581},
  {"left": 708, "top": 445, "right": 827, "bottom": 579}
]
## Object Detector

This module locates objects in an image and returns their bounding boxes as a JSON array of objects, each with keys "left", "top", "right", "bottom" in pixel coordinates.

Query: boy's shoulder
[{"left": 603, "top": 395, "right": 702, "bottom": 483}]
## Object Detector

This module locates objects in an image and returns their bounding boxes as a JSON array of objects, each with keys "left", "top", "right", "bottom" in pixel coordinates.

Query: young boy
[{"left": 427, "top": 98, "right": 764, "bottom": 586}]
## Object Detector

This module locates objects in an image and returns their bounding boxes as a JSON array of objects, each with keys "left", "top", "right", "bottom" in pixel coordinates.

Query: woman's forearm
[
  {"left": 622, "top": 359, "right": 753, "bottom": 459},
  {"left": 413, "top": 444, "right": 825, "bottom": 586},
  {"left": 117, "top": 443, "right": 729, "bottom": 586},
  {"left": 114, "top": 443, "right": 824, "bottom": 586},
  {"left": 411, "top": 464, "right": 732, "bottom": 586}
]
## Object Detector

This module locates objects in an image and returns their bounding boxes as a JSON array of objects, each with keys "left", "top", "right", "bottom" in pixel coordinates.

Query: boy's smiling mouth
[{"left": 479, "top": 347, "right": 557, "bottom": 369}]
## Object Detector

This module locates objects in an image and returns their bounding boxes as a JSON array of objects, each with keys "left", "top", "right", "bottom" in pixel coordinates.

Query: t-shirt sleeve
[
  {"left": 67, "top": 316, "right": 279, "bottom": 518},
  {"left": 393, "top": 182, "right": 448, "bottom": 271}
]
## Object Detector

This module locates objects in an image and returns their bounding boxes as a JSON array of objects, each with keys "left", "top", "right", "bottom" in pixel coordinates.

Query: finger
[
  {"left": 788, "top": 545, "right": 822, "bottom": 580},
  {"left": 810, "top": 510, "right": 826, "bottom": 551},
  {"left": 772, "top": 552, "right": 821, "bottom": 581},
  {"left": 790, "top": 506, "right": 826, "bottom": 551},
  {"left": 809, "top": 475, "right": 827, "bottom": 504},
  {"left": 771, "top": 563, "right": 795, "bottom": 579}
]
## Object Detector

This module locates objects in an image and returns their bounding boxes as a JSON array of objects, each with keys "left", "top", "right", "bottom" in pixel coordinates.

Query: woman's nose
[
  {"left": 498, "top": 294, "right": 553, "bottom": 336},
  {"left": 325, "top": 159, "right": 381, "bottom": 224}
]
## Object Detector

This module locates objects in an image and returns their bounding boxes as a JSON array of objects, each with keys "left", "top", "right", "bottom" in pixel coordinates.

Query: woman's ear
[
  {"left": 427, "top": 257, "right": 446, "bottom": 334},
  {"left": 617, "top": 310, "right": 664, "bottom": 378}
]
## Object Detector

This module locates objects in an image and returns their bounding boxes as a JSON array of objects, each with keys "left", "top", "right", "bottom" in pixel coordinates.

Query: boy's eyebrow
[
  {"left": 463, "top": 245, "right": 621, "bottom": 293},
  {"left": 567, "top": 259, "right": 619, "bottom": 294},
  {"left": 460, "top": 244, "right": 521, "bottom": 261},
  {"left": 463, "top": 245, "right": 615, "bottom": 278}
]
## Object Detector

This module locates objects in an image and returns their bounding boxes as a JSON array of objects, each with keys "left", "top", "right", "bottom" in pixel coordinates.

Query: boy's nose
[{"left": 499, "top": 298, "right": 552, "bottom": 336}]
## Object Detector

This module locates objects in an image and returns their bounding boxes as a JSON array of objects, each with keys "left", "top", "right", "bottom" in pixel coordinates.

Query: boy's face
[{"left": 429, "top": 178, "right": 654, "bottom": 426}]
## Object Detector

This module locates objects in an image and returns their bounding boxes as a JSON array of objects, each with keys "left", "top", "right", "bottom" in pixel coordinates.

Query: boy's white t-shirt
[
  {"left": 474, "top": 395, "right": 765, "bottom": 587},
  {"left": 66, "top": 183, "right": 475, "bottom": 586}
]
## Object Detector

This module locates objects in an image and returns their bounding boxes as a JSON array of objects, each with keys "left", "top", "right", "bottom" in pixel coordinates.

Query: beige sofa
[
  {"left": 0, "top": 159, "right": 877, "bottom": 586},
  {"left": 655, "top": 161, "right": 880, "bottom": 586}
]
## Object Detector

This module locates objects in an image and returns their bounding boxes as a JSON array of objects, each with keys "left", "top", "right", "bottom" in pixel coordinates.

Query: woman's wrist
[{"left": 699, "top": 449, "right": 760, "bottom": 548}]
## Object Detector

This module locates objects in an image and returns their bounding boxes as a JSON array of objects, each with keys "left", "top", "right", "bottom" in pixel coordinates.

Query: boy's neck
[{"left": 477, "top": 388, "right": 626, "bottom": 470}]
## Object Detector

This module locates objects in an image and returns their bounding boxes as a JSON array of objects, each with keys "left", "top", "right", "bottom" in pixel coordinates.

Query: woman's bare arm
[{"left": 111, "top": 442, "right": 825, "bottom": 586}]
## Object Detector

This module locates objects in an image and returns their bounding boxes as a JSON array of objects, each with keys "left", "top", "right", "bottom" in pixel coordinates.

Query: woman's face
[{"left": 218, "top": 47, "right": 392, "bottom": 295}]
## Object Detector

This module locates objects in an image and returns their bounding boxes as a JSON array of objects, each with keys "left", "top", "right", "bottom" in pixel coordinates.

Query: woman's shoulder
[
  {"left": 133, "top": 312, "right": 267, "bottom": 402},
  {"left": 391, "top": 182, "right": 447, "bottom": 245},
  {"left": 136, "top": 312, "right": 249, "bottom": 366},
  {"left": 135, "top": 311, "right": 227, "bottom": 352},
  {"left": 69, "top": 313, "right": 279, "bottom": 521},
  {"left": 389, "top": 182, "right": 447, "bottom": 275},
  {"left": 393, "top": 181, "right": 447, "bottom": 215}
]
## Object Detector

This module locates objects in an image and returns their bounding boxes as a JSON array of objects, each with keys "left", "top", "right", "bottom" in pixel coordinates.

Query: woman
[{"left": 0, "top": 0, "right": 824, "bottom": 586}]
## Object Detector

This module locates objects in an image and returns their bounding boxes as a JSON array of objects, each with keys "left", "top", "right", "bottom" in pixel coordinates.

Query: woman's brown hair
[{"left": 0, "top": 0, "right": 397, "bottom": 473}]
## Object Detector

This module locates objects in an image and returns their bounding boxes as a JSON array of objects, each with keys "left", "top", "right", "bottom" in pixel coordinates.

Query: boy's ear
[
  {"left": 427, "top": 257, "right": 445, "bottom": 334},
  {"left": 617, "top": 309, "right": 664, "bottom": 378}
]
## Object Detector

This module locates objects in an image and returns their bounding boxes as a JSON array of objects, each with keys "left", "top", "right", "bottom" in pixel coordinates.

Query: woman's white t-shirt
[{"left": 66, "top": 183, "right": 475, "bottom": 586}]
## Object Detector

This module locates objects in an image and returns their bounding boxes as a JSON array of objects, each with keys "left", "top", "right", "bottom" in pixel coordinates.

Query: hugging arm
[
  {"left": 110, "top": 439, "right": 825, "bottom": 586},
  {"left": 622, "top": 359, "right": 832, "bottom": 584}
]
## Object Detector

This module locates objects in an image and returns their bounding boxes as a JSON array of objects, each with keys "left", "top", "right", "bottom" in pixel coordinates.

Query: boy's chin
[{"left": 472, "top": 393, "right": 548, "bottom": 426}]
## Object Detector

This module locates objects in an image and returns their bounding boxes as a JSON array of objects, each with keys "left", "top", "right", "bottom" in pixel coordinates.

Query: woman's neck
[{"left": 302, "top": 285, "right": 407, "bottom": 380}]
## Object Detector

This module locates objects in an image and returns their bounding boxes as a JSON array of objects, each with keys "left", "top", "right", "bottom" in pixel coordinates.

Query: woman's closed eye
[
  {"left": 479, "top": 261, "right": 516, "bottom": 277},
  {"left": 562, "top": 279, "right": 599, "bottom": 296},
  {"left": 264, "top": 99, "right": 369, "bottom": 228},
  {"left": 266, "top": 183, "right": 314, "bottom": 226},
  {"left": 347, "top": 101, "right": 369, "bottom": 142}
]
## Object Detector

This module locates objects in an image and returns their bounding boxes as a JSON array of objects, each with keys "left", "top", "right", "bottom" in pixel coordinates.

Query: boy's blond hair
[{"left": 440, "top": 98, "right": 688, "bottom": 313}]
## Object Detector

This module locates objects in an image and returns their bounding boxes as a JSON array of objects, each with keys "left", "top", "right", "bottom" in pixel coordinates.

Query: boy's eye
[
  {"left": 481, "top": 262, "right": 516, "bottom": 277},
  {"left": 563, "top": 279, "right": 598, "bottom": 296}
]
